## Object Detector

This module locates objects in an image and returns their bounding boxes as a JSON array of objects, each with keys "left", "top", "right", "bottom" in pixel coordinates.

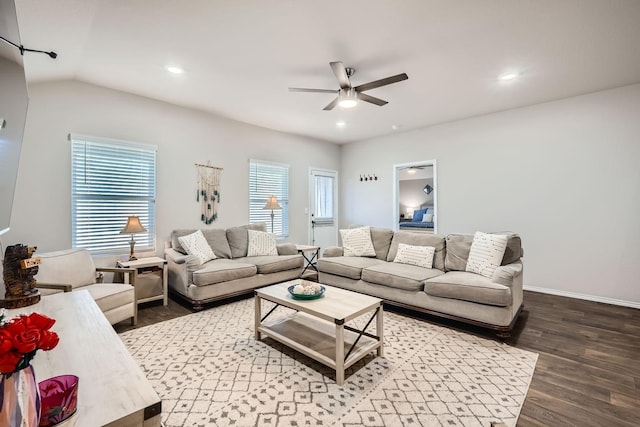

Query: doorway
[
  {"left": 393, "top": 161, "right": 437, "bottom": 233},
  {"left": 309, "top": 168, "right": 338, "bottom": 252}
]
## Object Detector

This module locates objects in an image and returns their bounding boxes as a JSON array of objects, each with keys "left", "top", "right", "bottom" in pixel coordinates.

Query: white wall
[
  {"left": 5, "top": 80, "right": 339, "bottom": 264},
  {"left": 340, "top": 84, "right": 640, "bottom": 305}
]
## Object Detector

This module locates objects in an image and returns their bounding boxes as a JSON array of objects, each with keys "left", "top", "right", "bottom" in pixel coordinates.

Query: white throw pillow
[
  {"left": 247, "top": 230, "right": 278, "bottom": 256},
  {"left": 393, "top": 243, "right": 435, "bottom": 269},
  {"left": 340, "top": 226, "right": 376, "bottom": 257},
  {"left": 466, "top": 231, "right": 508, "bottom": 278},
  {"left": 177, "top": 230, "right": 216, "bottom": 265},
  {"left": 422, "top": 213, "right": 434, "bottom": 222}
]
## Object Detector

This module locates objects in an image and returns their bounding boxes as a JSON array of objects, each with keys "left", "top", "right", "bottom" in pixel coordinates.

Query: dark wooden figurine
[{"left": 1, "top": 244, "right": 41, "bottom": 308}]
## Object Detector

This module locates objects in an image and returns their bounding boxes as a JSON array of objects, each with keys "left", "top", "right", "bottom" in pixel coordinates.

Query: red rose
[
  {"left": 12, "top": 327, "right": 41, "bottom": 354},
  {"left": 4, "top": 318, "right": 26, "bottom": 336},
  {"left": 38, "top": 330, "right": 59, "bottom": 351},
  {"left": 0, "top": 332, "right": 13, "bottom": 354},
  {"left": 24, "top": 313, "right": 56, "bottom": 331},
  {"left": 0, "top": 350, "right": 21, "bottom": 374}
]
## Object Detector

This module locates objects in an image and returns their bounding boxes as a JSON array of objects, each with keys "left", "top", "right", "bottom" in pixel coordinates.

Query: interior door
[{"left": 309, "top": 168, "right": 338, "bottom": 254}]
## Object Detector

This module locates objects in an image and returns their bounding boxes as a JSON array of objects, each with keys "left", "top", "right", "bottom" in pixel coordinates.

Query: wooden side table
[
  {"left": 296, "top": 244, "right": 320, "bottom": 278},
  {"left": 117, "top": 256, "right": 168, "bottom": 306}
]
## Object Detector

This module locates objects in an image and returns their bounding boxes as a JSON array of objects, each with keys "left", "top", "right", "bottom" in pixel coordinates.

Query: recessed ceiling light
[
  {"left": 391, "top": 124, "right": 400, "bottom": 130},
  {"left": 336, "top": 121, "right": 346, "bottom": 128},
  {"left": 500, "top": 72, "right": 518, "bottom": 81},
  {"left": 166, "top": 66, "right": 184, "bottom": 74}
]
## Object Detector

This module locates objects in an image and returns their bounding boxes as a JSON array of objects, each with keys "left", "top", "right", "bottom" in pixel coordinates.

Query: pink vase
[{"left": 0, "top": 365, "right": 41, "bottom": 426}]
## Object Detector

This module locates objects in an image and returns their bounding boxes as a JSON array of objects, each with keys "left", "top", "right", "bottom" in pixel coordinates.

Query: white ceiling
[{"left": 14, "top": 0, "right": 640, "bottom": 144}]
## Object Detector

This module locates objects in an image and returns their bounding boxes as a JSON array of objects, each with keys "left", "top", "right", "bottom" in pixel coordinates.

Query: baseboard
[{"left": 524, "top": 285, "right": 640, "bottom": 309}]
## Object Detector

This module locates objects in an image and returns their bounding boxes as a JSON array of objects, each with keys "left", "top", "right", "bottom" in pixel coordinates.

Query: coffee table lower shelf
[{"left": 259, "top": 312, "right": 379, "bottom": 375}]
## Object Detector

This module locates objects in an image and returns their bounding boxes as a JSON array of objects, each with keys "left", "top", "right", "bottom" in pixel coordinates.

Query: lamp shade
[
  {"left": 120, "top": 216, "right": 147, "bottom": 234},
  {"left": 263, "top": 196, "right": 282, "bottom": 210}
]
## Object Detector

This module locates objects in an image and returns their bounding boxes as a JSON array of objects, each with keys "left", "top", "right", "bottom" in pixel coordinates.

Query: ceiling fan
[
  {"left": 401, "top": 165, "right": 430, "bottom": 174},
  {"left": 289, "top": 61, "right": 408, "bottom": 111}
]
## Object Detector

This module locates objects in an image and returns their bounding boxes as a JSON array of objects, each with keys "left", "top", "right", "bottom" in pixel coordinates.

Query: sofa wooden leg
[
  {"left": 192, "top": 302, "right": 203, "bottom": 311},
  {"left": 496, "top": 330, "right": 511, "bottom": 340}
]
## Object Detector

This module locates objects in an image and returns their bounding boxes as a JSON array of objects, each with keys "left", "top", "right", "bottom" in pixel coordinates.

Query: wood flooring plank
[{"left": 610, "top": 391, "right": 640, "bottom": 409}]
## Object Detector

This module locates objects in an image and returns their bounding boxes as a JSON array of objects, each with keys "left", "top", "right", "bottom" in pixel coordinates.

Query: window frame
[
  {"left": 70, "top": 133, "right": 157, "bottom": 256},
  {"left": 248, "top": 159, "right": 290, "bottom": 238}
]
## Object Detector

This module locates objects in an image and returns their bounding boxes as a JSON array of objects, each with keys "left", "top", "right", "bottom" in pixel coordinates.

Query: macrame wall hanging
[{"left": 195, "top": 162, "right": 223, "bottom": 225}]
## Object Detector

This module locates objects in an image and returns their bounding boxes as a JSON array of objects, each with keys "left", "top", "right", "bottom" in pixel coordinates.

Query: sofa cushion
[
  {"left": 317, "top": 256, "right": 386, "bottom": 280},
  {"left": 340, "top": 226, "right": 376, "bottom": 257},
  {"left": 424, "top": 271, "right": 511, "bottom": 306},
  {"left": 178, "top": 230, "right": 217, "bottom": 265},
  {"left": 192, "top": 259, "right": 257, "bottom": 286},
  {"left": 234, "top": 255, "right": 302, "bottom": 274},
  {"left": 170, "top": 229, "right": 197, "bottom": 254},
  {"left": 386, "top": 232, "right": 446, "bottom": 270},
  {"left": 466, "top": 232, "right": 508, "bottom": 278},
  {"left": 83, "top": 283, "right": 134, "bottom": 313},
  {"left": 445, "top": 232, "right": 522, "bottom": 272},
  {"left": 247, "top": 230, "right": 278, "bottom": 256},
  {"left": 370, "top": 227, "right": 394, "bottom": 260},
  {"left": 362, "top": 262, "right": 444, "bottom": 292},
  {"left": 393, "top": 243, "right": 435, "bottom": 269},
  {"left": 227, "top": 223, "right": 267, "bottom": 258},
  {"left": 201, "top": 229, "right": 232, "bottom": 259}
]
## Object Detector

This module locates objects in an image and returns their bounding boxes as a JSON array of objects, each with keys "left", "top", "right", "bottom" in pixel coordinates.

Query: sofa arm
[
  {"left": 323, "top": 246, "right": 344, "bottom": 257},
  {"left": 165, "top": 248, "right": 191, "bottom": 264},
  {"left": 492, "top": 261, "right": 523, "bottom": 287},
  {"left": 277, "top": 243, "right": 298, "bottom": 256}
]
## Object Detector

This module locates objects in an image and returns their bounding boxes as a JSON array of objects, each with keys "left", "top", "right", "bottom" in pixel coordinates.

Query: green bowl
[{"left": 288, "top": 285, "right": 325, "bottom": 300}]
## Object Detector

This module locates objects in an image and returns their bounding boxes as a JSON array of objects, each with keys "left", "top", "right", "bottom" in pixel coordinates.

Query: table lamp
[
  {"left": 120, "top": 216, "right": 147, "bottom": 260},
  {"left": 262, "top": 196, "right": 282, "bottom": 233}
]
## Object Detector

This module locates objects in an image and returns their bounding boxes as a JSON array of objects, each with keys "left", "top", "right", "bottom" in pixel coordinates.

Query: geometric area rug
[{"left": 119, "top": 297, "right": 538, "bottom": 427}]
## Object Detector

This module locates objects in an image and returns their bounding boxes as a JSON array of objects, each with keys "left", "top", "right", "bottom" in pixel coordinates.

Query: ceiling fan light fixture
[
  {"left": 166, "top": 65, "right": 184, "bottom": 74},
  {"left": 338, "top": 88, "right": 358, "bottom": 108},
  {"left": 407, "top": 167, "right": 417, "bottom": 174}
]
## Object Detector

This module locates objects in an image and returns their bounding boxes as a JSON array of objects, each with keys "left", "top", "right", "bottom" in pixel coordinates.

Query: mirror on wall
[{"left": 393, "top": 161, "right": 437, "bottom": 234}]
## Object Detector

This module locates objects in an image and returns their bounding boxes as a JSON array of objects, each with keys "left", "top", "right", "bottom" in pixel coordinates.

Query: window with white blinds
[
  {"left": 71, "top": 135, "right": 156, "bottom": 255},
  {"left": 249, "top": 160, "right": 289, "bottom": 237}
]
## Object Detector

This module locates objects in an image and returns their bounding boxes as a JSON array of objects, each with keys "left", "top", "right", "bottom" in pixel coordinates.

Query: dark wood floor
[{"left": 115, "top": 290, "right": 640, "bottom": 426}]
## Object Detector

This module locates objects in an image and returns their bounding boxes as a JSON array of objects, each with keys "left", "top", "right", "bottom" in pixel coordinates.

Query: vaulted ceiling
[{"left": 15, "top": 0, "right": 640, "bottom": 143}]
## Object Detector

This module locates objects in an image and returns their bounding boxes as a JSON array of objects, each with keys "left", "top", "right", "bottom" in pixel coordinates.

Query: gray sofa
[
  {"left": 318, "top": 228, "right": 523, "bottom": 336},
  {"left": 166, "top": 223, "right": 303, "bottom": 309}
]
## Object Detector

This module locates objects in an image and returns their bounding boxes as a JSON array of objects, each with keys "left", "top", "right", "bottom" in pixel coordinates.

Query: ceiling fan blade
[
  {"left": 323, "top": 97, "right": 339, "bottom": 111},
  {"left": 330, "top": 61, "right": 352, "bottom": 89},
  {"left": 355, "top": 73, "right": 408, "bottom": 92},
  {"left": 357, "top": 92, "right": 388, "bottom": 106},
  {"left": 289, "top": 87, "right": 339, "bottom": 93}
]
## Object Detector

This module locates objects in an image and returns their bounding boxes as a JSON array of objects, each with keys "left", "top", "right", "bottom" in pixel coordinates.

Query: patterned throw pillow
[
  {"left": 177, "top": 230, "right": 216, "bottom": 265},
  {"left": 393, "top": 243, "right": 436, "bottom": 268},
  {"left": 340, "top": 226, "right": 376, "bottom": 257},
  {"left": 247, "top": 230, "right": 278, "bottom": 256},
  {"left": 466, "top": 231, "right": 508, "bottom": 278}
]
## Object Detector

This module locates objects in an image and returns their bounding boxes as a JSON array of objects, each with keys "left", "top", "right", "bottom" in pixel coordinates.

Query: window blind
[
  {"left": 314, "top": 174, "right": 334, "bottom": 225},
  {"left": 249, "top": 160, "right": 289, "bottom": 237},
  {"left": 71, "top": 135, "right": 156, "bottom": 254}
]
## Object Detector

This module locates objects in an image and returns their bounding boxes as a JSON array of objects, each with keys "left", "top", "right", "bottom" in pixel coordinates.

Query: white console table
[{"left": 7, "top": 290, "right": 161, "bottom": 426}]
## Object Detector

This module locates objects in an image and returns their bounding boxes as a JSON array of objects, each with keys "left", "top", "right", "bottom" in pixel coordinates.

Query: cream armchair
[{"left": 35, "top": 248, "right": 137, "bottom": 326}]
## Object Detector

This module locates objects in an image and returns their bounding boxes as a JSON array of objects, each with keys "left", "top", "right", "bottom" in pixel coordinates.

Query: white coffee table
[{"left": 255, "top": 280, "right": 383, "bottom": 385}]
